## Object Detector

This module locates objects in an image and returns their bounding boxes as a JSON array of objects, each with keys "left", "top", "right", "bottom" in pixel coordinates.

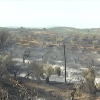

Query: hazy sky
[{"left": 0, "top": 0, "right": 100, "bottom": 28}]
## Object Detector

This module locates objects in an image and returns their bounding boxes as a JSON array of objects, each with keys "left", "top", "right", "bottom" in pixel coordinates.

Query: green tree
[{"left": 45, "top": 61, "right": 54, "bottom": 83}]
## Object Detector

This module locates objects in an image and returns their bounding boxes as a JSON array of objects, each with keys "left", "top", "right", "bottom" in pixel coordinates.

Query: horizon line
[{"left": 0, "top": 26, "right": 100, "bottom": 29}]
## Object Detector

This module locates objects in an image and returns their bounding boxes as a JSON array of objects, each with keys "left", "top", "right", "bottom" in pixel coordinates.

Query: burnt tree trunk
[{"left": 46, "top": 77, "right": 49, "bottom": 83}]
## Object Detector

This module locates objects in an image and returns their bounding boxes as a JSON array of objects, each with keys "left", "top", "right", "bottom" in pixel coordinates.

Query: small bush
[
  {"left": 55, "top": 67, "right": 61, "bottom": 77},
  {"left": 45, "top": 42, "right": 53, "bottom": 47},
  {"left": 82, "top": 67, "right": 97, "bottom": 94},
  {"left": 75, "top": 89, "right": 82, "bottom": 97}
]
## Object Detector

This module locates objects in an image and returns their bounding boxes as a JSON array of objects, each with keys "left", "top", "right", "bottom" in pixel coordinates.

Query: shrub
[
  {"left": 45, "top": 42, "right": 53, "bottom": 47},
  {"left": 55, "top": 67, "right": 61, "bottom": 77},
  {"left": 75, "top": 89, "right": 82, "bottom": 97},
  {"left": 82, "top": 67, "right": 97, "bottom": 95},
  {"left": 28, "top": 61, "right": 43, "bottom": 83}
]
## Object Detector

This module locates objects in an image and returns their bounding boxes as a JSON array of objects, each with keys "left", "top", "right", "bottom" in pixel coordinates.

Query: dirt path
[{"left": 24, "top": 81, "right": 100, "bottom": 100}]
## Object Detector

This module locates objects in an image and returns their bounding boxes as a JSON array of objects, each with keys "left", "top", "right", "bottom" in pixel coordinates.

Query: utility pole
[{"left": 63, "top": 43, "right": 66, "bottom": 83}]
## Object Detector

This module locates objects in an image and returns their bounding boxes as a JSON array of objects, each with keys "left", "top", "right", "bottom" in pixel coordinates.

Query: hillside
[{"left": 0, "top": 27, "right": 100, "bottom": 100}]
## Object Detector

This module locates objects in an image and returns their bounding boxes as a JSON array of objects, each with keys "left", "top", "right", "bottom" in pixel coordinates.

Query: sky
[{"left": 0, "top": 0, "right": 100, "bottom": 28}]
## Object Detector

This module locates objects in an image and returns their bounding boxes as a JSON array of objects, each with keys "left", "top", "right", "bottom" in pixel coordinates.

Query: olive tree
[
  {"left": 0, "top": 55, "right": 7, "bottom": 78},
  {"left": 82, "top": 67, "right": 97, "bottom": 95},
  {"left": 45, "top": 61, "right": 54, "bottom": 83},
  {"left": 28, "top": 61, "right": 43, "bottom": 83},
  {"left": 0, "top": 53, "right": 18, "bottom": 80},
  {"left": 0, "top": 53, "right": 13, "bottom": 81},
  {"left": 0, "top": 30, "right": 12, "bottom": 51},
  {"left": 7, "top": 60, "right": 19, "bottom": 80}
]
